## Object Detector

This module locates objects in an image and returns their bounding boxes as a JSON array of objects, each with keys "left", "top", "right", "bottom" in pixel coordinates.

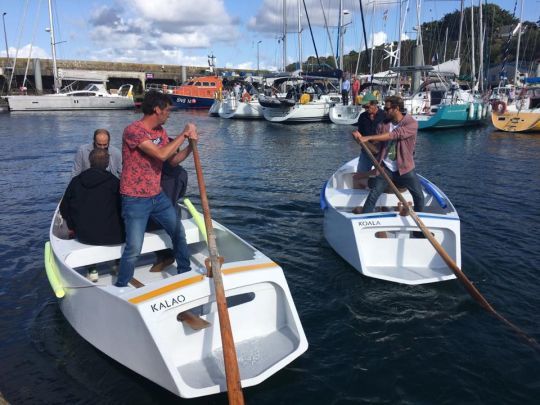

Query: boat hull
[
  {"left": 413, "top": 103, "right": 485, "bottom": 130},
  {"left": 47, "top": 206, "right": 308, "bottom": 398},
  {"left": 219, "top": 98, "right": 263, "bottom": 119},
  {"left": 7, "top": 94, "right": 135, "bottom": 111},
  {"left": 322, "top": 158, "right": 461, "bottom": 285},
  {"left": 329, "top": 105, "right": 361, "bottom": 125},
  {"left": 491, "top": 110, "right": 540, "bottom": 133},
  {"left": 170, "top": 95, "right": 215, "bottom": 109}
]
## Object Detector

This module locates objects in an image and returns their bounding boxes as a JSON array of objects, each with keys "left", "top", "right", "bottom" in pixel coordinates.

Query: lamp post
[{"left": 257, "top": 40, "right": 262, "bottom": 75}]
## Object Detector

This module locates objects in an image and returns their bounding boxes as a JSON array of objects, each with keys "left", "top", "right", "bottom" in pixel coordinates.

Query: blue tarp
[{"left": 524, "top": 77, "right": 540, "bottom": 84}]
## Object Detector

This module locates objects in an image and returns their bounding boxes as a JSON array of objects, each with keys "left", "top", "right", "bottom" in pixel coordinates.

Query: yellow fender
[
  {"left": 44, "top": 241, "right": 65, "bottom": 298},
  {"left": 300, "top": 93, "right": 310, "bottom": 104},
  {"left": 183, "top": 198, "right": 208, "bottom": 242}
]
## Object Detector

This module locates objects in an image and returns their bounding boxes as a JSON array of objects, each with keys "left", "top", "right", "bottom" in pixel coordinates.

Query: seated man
[
  {"left": 60, "top": 148, "right": 125, "bottom": 246},
  {"left": 71, "top": 128, "right": 122, "bottom": 178}
]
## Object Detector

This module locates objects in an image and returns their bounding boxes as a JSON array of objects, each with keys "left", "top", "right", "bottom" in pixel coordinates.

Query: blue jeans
[
  {"left": 356, "top": 151, "right": 373, "bottom": 172},
  {"left": 115, "top": 192, "right": 191, "bottom": 287},
  {"left": 362, "top": 167, "right": 424, "bottom": 214}
]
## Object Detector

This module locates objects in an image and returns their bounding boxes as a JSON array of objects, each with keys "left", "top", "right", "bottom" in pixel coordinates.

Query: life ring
[{"left": 491, "top": 100, "right": 506, "bottom": 115}]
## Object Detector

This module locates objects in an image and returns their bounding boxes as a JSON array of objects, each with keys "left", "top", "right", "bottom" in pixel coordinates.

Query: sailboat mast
[
  {"left": 455, "top": 0, "right": 464, "bottom": 70},
  {"left": 470, "top": 0, "right": 476, "bottom": 91},
  {"left": 338, "top": 0, "right": 343, "bottom": 71},
  {"left": 283, "top": 0, "right": 287, "bottom": 71},
  {"left": 478, "top": 0, "right": 483, "bottom": 92},
  {"left": 297, "top": 0, "right": 302, "bottom": 70},
  {"left": 513, "top": 0, "right": 524, "bottom": 86},
  {"left": 47, "top": 0, "right": 59, "bottom": 92}
]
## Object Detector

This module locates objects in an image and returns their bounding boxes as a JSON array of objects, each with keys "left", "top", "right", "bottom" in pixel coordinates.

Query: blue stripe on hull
[{"left": 170, "top": 96, "right": 215, "bottom": 109}]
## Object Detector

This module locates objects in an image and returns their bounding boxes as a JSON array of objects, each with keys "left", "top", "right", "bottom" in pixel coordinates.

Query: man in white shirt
[{"left": 71, "top": 129, "right": 122, "bottom": 178}]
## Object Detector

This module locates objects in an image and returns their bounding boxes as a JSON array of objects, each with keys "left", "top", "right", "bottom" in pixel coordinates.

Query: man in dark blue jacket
[{"left": 352, "top": 93, "right": 386, "bottom": 188}]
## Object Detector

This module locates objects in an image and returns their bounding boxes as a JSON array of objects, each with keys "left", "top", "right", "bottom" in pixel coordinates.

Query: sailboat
[
  {"left": 402, "top": 1, "right": 485, "bottom": 130},
  {"left": 491, "top": 0, "right": 540, "bottom": 133},
  {"left": 6, "top": 0, "right": 134, "bottom": 112}
]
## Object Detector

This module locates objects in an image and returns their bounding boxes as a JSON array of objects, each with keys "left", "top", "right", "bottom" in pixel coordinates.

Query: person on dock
[
  {"left": 60, "top": 148, "right": 124, "bottom": 246},
  {"left": 71, "top": 128, "right": 122, "bottom": 178},
  {"left": 115, "top": 91, "right": 198, "bottom": 288},
  {"left": 351, "top": 94, "right": 385, "bottom": 189},
  {"left": 341, "top": 74, "right": 350, "bottom": 105},
  {"left": 351, "top": 75, "right": 361, "bottom": 105},
  {"left": 351, "top": 95, "right": 424, "bottom": 214}
]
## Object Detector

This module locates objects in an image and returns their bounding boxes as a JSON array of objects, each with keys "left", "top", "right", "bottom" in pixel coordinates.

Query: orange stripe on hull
[{"left": 128, "top": 262, "right": 277, "bottom": 304}]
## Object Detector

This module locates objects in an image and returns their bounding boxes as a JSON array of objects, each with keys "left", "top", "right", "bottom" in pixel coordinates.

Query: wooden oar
[
  {"left": 358, "top": 141, "right": 538, "bottom": 347},
  {"left": 189, "top": 138, "right": 245, "bottom": 404}
]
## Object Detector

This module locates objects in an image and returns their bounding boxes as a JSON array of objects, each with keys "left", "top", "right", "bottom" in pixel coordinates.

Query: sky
[{"left": 1, "top": 0, "right": 538, "bottom": 72}]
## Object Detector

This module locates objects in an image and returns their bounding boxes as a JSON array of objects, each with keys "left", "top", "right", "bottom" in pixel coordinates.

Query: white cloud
[
  {"left": 2, "top": 45, "right": 49, "bottom": 59},
  {"left": 371, "top": 31, "right": 387, "bottom": 47},
  {"left": 83, "top": 0, "right": 240, "bottom": 65}
]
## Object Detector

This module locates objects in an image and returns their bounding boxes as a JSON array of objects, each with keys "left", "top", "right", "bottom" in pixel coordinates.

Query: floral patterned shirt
[{"left": 120, "top": 120, "right": 169, "bottom": 197}]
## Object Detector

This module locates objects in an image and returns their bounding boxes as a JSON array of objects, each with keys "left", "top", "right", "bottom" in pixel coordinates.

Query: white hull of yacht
[
  {"left": 321, "top": 158, "right": 460, "bottom": 285},
  {"left": 7, "top": 94, "right": 135, "bottom": 111},
  {"left": 46, "top": 204, "right": 308, "bottom": 398},
  {"left": 262, "top": 94, "right": 339, "bottom": 123},
  {"left": 219, "top": 97, "right": 263, "bottom": 119},
  {"left": 329, "top": 104, "right": 362, "bottom": 125}
]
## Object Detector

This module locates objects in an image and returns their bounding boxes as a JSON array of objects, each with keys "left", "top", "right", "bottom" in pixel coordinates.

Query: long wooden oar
[
  {"left": 358, "top": 141, "right": 538, "bottom": 347},
  {"left": 189, "top": 138, "right": 245, "bottom": 404}
]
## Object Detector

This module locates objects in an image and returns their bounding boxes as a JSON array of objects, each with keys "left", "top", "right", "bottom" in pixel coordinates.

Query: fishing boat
[
  {"left": 7, "top": 83, "right": 135, "bottom": 111},
  {"left": 45, "top": 201, "right": 308, "bottom": 398},
  {"left": 321, "top": 158, "right": 461, "bottom": 285},
  {"left": 491, "top": 82, "right": 540, "bottom": 133}
]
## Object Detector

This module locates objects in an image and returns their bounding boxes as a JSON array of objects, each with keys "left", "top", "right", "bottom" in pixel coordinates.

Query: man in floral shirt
[{"left": 115, "top": 91, "right": 197, "bottom": 287}]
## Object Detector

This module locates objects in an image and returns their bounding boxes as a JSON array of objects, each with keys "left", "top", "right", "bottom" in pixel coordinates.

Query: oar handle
[
  {"left": 189, "top": 139, "right": 245, "bottom": 404},
  {"left": 358, "top": 140, "right": 538, "bottom": 347}
]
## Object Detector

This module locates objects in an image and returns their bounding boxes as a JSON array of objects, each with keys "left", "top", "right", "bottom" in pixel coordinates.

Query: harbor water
[{"left": 0, "top": 110, "right": 539, "bottom": 404}]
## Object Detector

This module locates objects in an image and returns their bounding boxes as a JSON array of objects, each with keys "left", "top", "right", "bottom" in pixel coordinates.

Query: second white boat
[{"left": 321, "top": 158, "right": 461, "bottom": 285}]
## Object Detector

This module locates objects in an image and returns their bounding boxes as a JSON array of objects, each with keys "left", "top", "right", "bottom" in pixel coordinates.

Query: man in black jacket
[
  {"left": 60, "top": 148, "right": 124, "bottom": 245},
  {"left": 351, "top": 94, "right": 386, "bottom": 188}
]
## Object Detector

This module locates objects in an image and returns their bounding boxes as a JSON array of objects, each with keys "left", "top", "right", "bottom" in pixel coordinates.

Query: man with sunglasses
[
  {"left": 352, "top": 95, "right": 424, "bottom": 214},
  {"left": 71, "top": 128, "right": 122, "bottom": 178}
]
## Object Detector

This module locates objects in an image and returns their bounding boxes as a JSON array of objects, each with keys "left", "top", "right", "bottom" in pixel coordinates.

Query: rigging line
[
  {"left": 497, "top": 0, "right": 519, "bottom": 88},
  {"left": 8, "top": 0, "right": 30, "bottom": 92},
  {"left": 320, "top": 0, "right": 336, "bottom": 68},
  {"left": 23, "top": 0, "right": 44, "bottom": 88},
  {"left": 356, "top": 0, "right": 370, "bottom": 78},
  {"left": 303, "top": 0, "right": 320, "bottom": 67}
]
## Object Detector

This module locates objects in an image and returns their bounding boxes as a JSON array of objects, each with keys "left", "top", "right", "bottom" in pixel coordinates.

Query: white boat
[
  {"left": 45, "top": 202, "right": 308, "bottom": 398},
  {"left": 321, "top": 158, "right": 461, "bottom": 285},
  {"left": 329, "top": 104, "right": 362, "bottom": 125},
  {"left": 219, "top": 93, "right": 263, "bottom": 119},
  {"left": 262, "top": 93, "right": 341, "bottom": 123},
  {"left": 208, "top": 99, "right": 222, "bottom": 116},
  {"left": 7, "top": 83, "right": 135, "bottom": 111}
]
